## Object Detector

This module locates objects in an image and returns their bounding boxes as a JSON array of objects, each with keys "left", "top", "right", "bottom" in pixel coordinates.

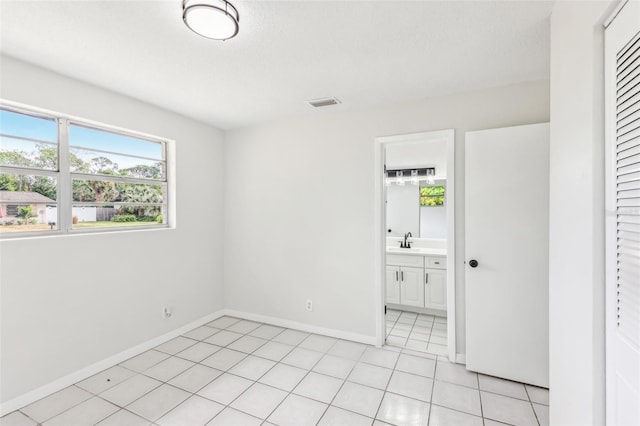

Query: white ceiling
[{"left": 0, "top": 0, "right": 553, "bottom": 130}]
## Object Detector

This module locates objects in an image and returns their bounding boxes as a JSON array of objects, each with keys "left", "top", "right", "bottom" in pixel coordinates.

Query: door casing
[{"left": 374, "top": 129, "right": 456, "bottom": 361}]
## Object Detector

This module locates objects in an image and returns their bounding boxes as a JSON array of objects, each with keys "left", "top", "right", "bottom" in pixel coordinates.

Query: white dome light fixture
[{"left": 182, "top": 0, "right": 239, "bottom": 41}]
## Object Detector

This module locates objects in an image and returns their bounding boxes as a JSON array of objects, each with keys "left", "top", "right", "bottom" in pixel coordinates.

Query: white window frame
[{"left": 0, "top": 100, "right": 173, "bottom": 238}]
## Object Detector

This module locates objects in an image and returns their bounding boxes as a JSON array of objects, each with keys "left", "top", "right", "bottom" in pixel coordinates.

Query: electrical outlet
[
  {"left": 162, "top": 306, "right": 172, "bottom": 319},
  {"left": 306, "top": 299, "right": 313, "bottom": 311}
]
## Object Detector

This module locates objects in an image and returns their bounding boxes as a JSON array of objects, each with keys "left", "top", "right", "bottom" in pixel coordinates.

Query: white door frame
[{"left": 373, "top": 129, "right": 456, "bottom": 361}]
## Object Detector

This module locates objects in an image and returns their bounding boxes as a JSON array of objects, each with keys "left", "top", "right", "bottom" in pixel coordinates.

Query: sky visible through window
[
  {"left": 69, "top": 125, "right": 162, "bottom": 160},
  {"left": 0, "top": 109, "right": 57, "bottom": 142},
  {"left": 0, "top": 109, "right": 163, "bottom": 170}
]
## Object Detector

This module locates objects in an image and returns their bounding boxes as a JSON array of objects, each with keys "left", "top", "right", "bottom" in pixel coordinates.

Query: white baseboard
[
  {"left": 221, "top": 309, "right": 377, "bottom": 346},
  {"left": 0, "top": 310, "right": 225, "bottom": 417}
]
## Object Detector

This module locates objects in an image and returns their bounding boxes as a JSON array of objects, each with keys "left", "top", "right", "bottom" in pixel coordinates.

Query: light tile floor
[
  {"left": 1, "top": 316, "right": 549, "bottom": 426},
  {"left": 385, "top": 309, "right": 449, "bottom": 356}
]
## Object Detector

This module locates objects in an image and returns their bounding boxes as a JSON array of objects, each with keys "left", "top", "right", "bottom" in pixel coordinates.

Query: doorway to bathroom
[{"left": 373, "top": 129, "right": 456, "bottom": 361}]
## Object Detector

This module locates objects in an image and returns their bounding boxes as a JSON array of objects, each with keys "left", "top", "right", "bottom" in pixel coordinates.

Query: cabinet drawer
[
  {"left": 425, "top": 256, "right": 446, "bottom": 269},
  {"left": 386, "top": 254, "right": 424, "bottom": 268}
]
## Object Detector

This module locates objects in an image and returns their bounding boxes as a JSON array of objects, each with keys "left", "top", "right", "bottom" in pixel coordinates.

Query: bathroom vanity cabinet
[
  {"left": 424, "top": 267, "right": 446, "bottom": 311},
  {"left": 386, "top": 265, "right": 424, "bottom": 307},
  {"left": 386, "top": 252, "right": 446, "bottom": 312}
]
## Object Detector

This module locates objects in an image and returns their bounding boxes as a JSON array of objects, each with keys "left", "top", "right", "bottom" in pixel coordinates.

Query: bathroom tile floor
[
  {"left": 1, "top": 316, "right": 549, "bottom": 426},
  {"left": 385, "top": 309, "right": 449, "bottom": 357}
]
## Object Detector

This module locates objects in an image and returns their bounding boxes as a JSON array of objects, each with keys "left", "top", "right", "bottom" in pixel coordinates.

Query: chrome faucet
[{"left": 399, "top": 232, "right": 413, "bottom": 248}]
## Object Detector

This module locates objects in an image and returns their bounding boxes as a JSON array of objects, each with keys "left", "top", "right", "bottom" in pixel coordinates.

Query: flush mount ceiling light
[{"left": 182, "top": 0, "right": 239, "bottom": 41}]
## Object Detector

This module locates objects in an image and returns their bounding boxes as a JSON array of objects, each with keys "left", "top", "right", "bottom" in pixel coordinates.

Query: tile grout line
[
  {"left": 201, "top": 324, "right": 307, "bottom": 425},
  {"left": 476, "top": 368, "right": 486, "bottom": 424},
  {"left": 314, "top": 344, "right": 374, "bottom": 425},
  {"left": 94, "top": 318, "right": 263, "bottom": 425},
  {"left": 386, "top": 311, "right": 406, "bottom": 346},
  {"left": 371, "top": 345, "right": 405, "bottom": 424},
  {"left": 112, "top": 332, "right": 235, "bottom": 422},
  {"left": 184, "top": 322, "right": 288, "bottom": 423},
  {"left": 524, "top": 383, "right": 542, "bottom": 426},
  {"left": 98, "top": 319, "right": 252, "bottom": 424},
  {"left": 202, "top": 325, "right": 367, "bottom": 425},
  {"left": 18, "top": 384, "right": 99, "bottom": 426},
  {"left": 252, "top": 334, "right": 340, "bottom": 425},
  {"left": 406, "top": 312, "right": 420, "bottom": 350},
  {"left": 200, "top": 331, "right": 382, "bottom": 424},
  {"left": 425, "top": 314, "right": 435, "bottom": 349},
  {"left": 386, "top": 310, "right": 400, "bottom": 337},
  {"left": 388, "top": 309, "right": 448, "bottom": 356},
  {"left": 426, "top": 357, "right": 439, "bottom": 425}
]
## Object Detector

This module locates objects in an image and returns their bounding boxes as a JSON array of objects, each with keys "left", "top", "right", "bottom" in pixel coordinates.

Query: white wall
[
  {"left": 549, "top": 1, "right": 614, "bottom": 424},
  {"left": 385, "top": 138, "right": 448, "bottom": 176},
  {"left": 0, "top": 56, "right": 225, "bottom": 404},
  {"left": 224, "top": 80, "right": 550, "bottom": 353}
]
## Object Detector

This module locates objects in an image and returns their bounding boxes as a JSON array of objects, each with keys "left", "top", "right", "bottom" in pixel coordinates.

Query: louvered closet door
[{"left": 605, "top": 2, "right": 640, "bottom": 424}]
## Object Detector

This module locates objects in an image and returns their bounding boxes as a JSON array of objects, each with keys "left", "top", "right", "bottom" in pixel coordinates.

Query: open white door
[
  {"left": 465, "top": 123, "right": 549, "bottom": 387},
  {"left": 605, "top": 2, "right": 640, "bottom": 424}
]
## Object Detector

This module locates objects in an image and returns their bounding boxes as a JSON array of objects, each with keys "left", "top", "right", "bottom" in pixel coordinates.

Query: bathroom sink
[
  {"left": 386, "top": 246, "right": 447, "bottom": 256},
  {"left": 387, "top": 247, "right": 423, "bottom": 253}
]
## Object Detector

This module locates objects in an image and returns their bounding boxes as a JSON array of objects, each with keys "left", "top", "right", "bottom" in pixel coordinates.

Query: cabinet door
[
  {"left": 400, "top": 267, "right": 424, "bottom": 307},
  {"left": 386, "top": 266, "right": 400, "bottom": 304},
  {"left": 425, "top": 268, "right": 446, "bottom": 310}
]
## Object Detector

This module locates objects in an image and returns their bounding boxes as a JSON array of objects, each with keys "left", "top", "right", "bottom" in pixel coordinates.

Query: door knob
[{"left": 469, "top": 259, "right": 479, "bottom": 268}]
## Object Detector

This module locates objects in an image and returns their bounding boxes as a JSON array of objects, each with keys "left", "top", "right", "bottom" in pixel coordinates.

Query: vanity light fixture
[
  {"left": 182, "top": 0, "right": 240, "bottom": 41},
  {"left": 385, "top": 168, "right": 436, "bottom": 186}
]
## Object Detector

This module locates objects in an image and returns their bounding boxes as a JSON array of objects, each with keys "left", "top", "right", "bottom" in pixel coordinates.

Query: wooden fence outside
[{"left": 96, "top": 207, "right": 117, "bottom": 222}]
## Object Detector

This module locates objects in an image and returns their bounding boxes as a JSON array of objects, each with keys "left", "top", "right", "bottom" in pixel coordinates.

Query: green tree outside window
[{"left": 420, "top": 185, "right": 445, "bottom": 206}]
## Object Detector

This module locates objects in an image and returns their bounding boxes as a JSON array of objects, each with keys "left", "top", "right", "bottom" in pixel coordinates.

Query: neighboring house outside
[{"left": 0, "top": 191, "right": 55, "bottom": 224}]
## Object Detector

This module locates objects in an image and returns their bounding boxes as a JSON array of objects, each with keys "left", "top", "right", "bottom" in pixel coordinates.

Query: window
[
  {"left": 420, "top": 185, "right": 445, "bottom": 206},
  {"left": 0, "top": 103, "right": 170, "bottom": 236}
]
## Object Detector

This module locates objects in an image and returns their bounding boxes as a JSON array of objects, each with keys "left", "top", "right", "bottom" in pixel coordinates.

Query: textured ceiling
[{"left": 0, "top": 0, "right": 553, "bottom": 130}]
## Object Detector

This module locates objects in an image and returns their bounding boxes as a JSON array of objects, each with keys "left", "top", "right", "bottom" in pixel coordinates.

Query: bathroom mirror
[
  {"left": 419, "top": 180, "right": 447, "bottom": 239},
  {"left": 385, "top": 139, "right": 447, "bottom": 239}
]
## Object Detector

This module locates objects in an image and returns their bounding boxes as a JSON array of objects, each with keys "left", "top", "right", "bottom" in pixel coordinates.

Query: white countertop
[{"left": 386, "top": 247, "right": 447, "bottom": 256}]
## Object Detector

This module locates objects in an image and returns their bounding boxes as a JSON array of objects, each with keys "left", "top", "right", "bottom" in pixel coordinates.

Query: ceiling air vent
[{"left": 308, "top": 97, "right": 341, "bottom": 108}]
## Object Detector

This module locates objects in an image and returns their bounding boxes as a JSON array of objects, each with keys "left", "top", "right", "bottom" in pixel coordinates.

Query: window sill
[{"left": 0, "top": 224, "right": 174, "bottom": 241}]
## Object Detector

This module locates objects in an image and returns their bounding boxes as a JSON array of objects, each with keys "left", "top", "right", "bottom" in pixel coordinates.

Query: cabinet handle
[
  {"left": 401, "top": 271, "right": 404, "bottom": 282},
  {"left": 425, "top": 273, "right": 429, "bottom": 284},
  {"left": 396, "top": 270, "right": 398, "bottom": 281}
]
